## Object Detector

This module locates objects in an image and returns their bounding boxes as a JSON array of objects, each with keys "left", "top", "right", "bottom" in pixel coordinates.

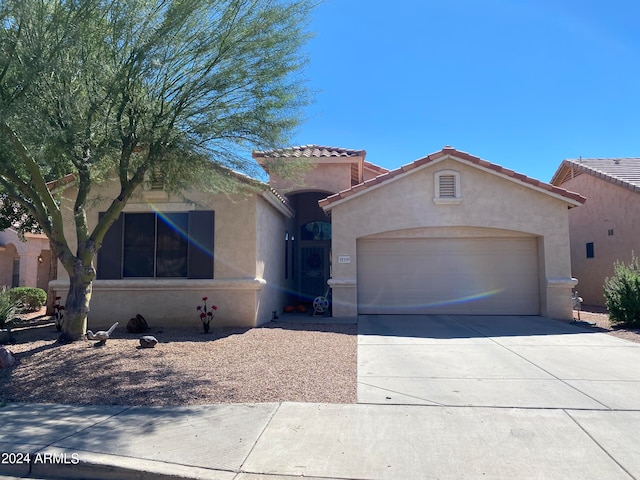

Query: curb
[{"left": 2, "top": 449, "right": 231, "bottom": 480}]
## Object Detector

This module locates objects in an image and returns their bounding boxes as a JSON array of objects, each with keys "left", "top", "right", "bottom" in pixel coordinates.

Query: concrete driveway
[{"left": 358, "top": 314, "right": 640, "bottom": 409}]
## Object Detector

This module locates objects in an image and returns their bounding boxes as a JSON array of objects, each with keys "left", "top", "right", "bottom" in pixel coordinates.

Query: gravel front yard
[
  {"left": 568, "top": 305, "right": 640, "bottom": 344},
  {"left": 0, "top": 316, "right": 357, "bottom": 406},
  {"left": 2, "top": 305, "right": 638, "bottom": 407}
]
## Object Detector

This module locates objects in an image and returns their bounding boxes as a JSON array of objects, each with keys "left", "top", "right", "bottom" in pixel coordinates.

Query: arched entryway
[{"left": 286, "top": 191, "right": 332, "bottom": 302}]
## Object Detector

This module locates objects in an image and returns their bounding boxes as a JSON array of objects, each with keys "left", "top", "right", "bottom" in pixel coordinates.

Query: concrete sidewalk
[
  {"left": 3, "top": 315, "right": 640, "bottom": 479},
  {"left": 1, "top": 401, "right": 640, "bottom": 479}
]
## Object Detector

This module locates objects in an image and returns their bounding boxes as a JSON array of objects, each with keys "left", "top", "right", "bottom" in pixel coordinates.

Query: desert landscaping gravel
[
  {"left": 2, "top": 306, "right": 638, "bottom": 407},
  {"left": 0, "top": 318, "right": 357, "bottom": 406}
]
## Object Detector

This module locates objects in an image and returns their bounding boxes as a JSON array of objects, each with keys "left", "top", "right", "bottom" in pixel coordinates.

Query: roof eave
[{"left": 321, "top": 148, "right": 586, "bottom": 211}]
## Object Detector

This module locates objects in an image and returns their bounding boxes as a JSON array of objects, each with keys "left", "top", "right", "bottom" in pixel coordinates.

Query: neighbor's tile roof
[
  {"left": 319, "top": 146, "right": 586, "bottom": 208},
  {"left": 253, "top": 144, "right": 366, "bottom": 159},
  {"left": 551, "top": 158, "right": 640, "bottom": 193}
]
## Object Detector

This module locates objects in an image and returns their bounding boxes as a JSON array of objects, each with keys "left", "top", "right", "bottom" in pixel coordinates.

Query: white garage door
[{"left": 357, "top": 237, "right": 540, "bottom": 315}]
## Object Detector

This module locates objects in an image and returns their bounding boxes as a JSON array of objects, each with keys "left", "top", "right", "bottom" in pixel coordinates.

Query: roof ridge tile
[{"left": 320, "top": 147, "right": 586, "bottom": 208}]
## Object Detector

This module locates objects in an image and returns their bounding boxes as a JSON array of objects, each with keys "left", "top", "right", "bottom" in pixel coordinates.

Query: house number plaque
[{"left": 338, "top": 255, "right": 351, "bottom": 264}]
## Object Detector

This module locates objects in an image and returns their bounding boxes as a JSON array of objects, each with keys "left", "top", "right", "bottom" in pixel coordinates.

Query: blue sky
[{"left": 287, "top": 0, "right": 640, "bottom": 182}]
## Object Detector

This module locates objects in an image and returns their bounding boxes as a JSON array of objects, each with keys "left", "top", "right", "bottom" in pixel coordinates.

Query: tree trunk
[
  {"left": 59, "top": 263, "right": 94, "bottom": 342},
  {"left": 46, "top": 242, "right": 58, "bottom": 316}
]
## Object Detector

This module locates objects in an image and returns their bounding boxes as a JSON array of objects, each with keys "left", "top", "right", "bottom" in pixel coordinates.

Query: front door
[{"left": 299, "top": 242, "right": 330, "bottom": 301}]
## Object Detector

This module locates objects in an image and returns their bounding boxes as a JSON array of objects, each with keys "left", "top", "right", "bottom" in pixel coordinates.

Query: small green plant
[
  {"left": 0, "top": 287, "right": 19, "bottom": 329},
  {"left": 604, "top": 254, "right": 640, "bottom": 326},
  {"left": 8, "top": 287, "right": 47, "bottom": 312}
]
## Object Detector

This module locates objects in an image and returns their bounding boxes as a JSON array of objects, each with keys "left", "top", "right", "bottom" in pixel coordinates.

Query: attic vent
[
  {"left": 433, "top": 170, "right": 462, "bottom": 204},
  {"left": 439, "top": 175, "right": 456, "bottom": 197},
  {"left": 150, "top": 168, "right": 164, "bottom": 190}
]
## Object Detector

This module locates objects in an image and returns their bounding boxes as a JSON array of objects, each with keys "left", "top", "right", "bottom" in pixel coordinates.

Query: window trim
[
  {"left": 433, "top": 170, "right": 462, "bottom": 204},
  {"left": 97, "top": 210, "right": 214, "bottom": 280}
]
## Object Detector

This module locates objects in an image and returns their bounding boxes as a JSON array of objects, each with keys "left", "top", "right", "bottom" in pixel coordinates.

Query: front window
[
  {"left": 97, "top": 210, "right": 214, "bottom": 279},
  {"left": 300, "top": 221, "right": 331, "bottom": 241}
]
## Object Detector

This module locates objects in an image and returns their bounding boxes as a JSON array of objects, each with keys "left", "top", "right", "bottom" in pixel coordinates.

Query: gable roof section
[
  {"left": 46, "top": 165, "right": 293, "bottom": 217},
  {"left": 551, "top": 158, "right": 640, "bottom": 194},
  {"left": 253, "top": 144, "right": 366, "bottom": 159},
  {"left": 363, "top": 161, "right": 390, "bottom": 175},
  {"left": 319, "top": 146, "right": 586, "bottom": 209}
]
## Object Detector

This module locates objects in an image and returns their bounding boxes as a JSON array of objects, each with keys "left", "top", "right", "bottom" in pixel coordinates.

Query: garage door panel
[{"left": 357, "top": 238, "right": 539, "bottom": 315}]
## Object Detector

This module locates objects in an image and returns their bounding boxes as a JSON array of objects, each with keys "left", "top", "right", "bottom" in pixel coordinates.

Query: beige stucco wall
[
  {"left": 560, "top": 173, "right": 640, "bottom": 306},
  {"left": 0, "top": 229, "right": 50, "bottom": 290},
  {"left": 326, "top": 157, "right": 577, "bottom": 320},
  {"left": 255, "top": 194, "right": 290, "bottom": 324},
  {"left": 0, "top": 243, "right": 18, "bottom": 288},
  {"left": 50, "top": 179, "right": 291, "bottom": 329},
  {"left": 269, "top": 160, "right": 356, "bottom": 194}
]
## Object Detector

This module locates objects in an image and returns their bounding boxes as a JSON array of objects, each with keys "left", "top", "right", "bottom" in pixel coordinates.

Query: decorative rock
[
  {"left": 0, "top": 329, "right": 12, "bottom": 345},
  {"left": 139, "top": 336, "right": 158, "bottom": 348},
  {"left": 127, "top": 314, "right": 149, "bottom": 333},
  {"left": 0, "top": 346, "right": 15, "bottom": 369}
]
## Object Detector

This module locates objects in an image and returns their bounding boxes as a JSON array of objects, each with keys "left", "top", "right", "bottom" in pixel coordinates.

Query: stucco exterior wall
[
  {"left": 327, "top": 157, "right": 576, "bottom": 319},
  {"left": 255, "top": 194, "right": 289, "bottom": 324},
  {"left": 0, "top": 243, "right": 18, "bottom": 288},
  {"left": 561, "top": 173, "right": 640, "bottom": 306},
  {"left": 0, "top": 229, "right": 50, "bottom": 290},
  {"left": 269, "top": 161, "right": 355, "bottom": 194},
  {"left": 50, "top": 179, "right": 289, "bottom": 329}
]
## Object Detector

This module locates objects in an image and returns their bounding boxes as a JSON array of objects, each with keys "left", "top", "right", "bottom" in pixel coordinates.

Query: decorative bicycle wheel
[{"left": 312, "top": 296, "right": 329, "bottom": 313}]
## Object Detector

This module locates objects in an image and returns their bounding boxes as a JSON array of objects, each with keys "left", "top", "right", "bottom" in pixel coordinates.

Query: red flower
[
  {"left": 196, "top": 305, "right": 202, "bottom": 311},
  {"left": 207, "top": 311, "right": 213, "bottom": 317},
  {"left": 212, "top": 305, "right": 218, "bottom": 310},
  {"left": 202, "top": 296, "right": 208, "bottom": 301},
  {"left": 200, "top": 312, "right": 206, "bottom": 319},
  {"left": 55, "top": 296, "right": 61, "bottom": 300}
]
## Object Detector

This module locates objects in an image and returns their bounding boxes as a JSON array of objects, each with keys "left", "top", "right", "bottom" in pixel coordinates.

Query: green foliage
[
  {"left": 604, "top": 254, "right": 640, "bottom": 326},
  {"left": 0, "top": 287, "right": 19, "bottom": 329},
  {"left": 0, "top": 0, "right": 313, "bottom": 340},
  {"left": 8, "top": 287, "right": 47, "bottom": 312}
]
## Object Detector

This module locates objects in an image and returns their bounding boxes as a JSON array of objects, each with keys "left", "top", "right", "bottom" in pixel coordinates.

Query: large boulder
[
  {"left": 127, "top": 314, "right": 149, "bottom": 334},
  {"left": 0, "top": 346, "right": 15, "bottom": 369}
]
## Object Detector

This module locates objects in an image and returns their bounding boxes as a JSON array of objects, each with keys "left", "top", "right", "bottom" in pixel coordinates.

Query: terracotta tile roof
[
  {"left": 362, "top": 161, "right": 390, "bottom": 174},
  {"left": 46, "top": 173, "right": 76, "bottom": 191},
  {"left": 319, "top": 146, "right": 586, "bottom": 208},
  {"left": 551, "top": 158, "right": 640, "bottom": 193},
  {"left": 253, "top": 144, "right": 366, "bottom": 159}
]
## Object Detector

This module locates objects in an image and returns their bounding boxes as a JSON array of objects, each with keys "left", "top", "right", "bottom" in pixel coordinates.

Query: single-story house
[
  {"left": 551, "top": 157, "right": 640, "bottom": 306},
  {"left": 50, "top": 145, "right": 585, "bottom": 328},
  {"left": 0, "top": 228, "right": 51, "bottom": 291}
]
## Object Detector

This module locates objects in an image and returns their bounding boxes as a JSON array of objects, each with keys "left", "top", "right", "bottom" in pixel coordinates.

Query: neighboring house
[
  {"left": 551, "top": 158, "right": 640, "bottom": 306},
  {"left": 0, "top": 228, "right": 51, "bottom": 291},
  {"left": 50, "top": 145, "right": 584, "bottom": 329}
]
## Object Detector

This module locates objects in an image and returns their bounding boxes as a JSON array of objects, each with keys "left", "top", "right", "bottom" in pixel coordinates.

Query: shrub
[
  {"left": 604, "top": 254, "right": 640, "bottom": 326},
  {"left": 0, "top": 287, "right": 19, "bottom": 329},
  {"left": 8, "top": 287, "right": 47, "bottom": 312}
]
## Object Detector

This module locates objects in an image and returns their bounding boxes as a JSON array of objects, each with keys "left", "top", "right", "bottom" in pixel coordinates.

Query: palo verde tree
[{"left": 0, "top": 0, "right": 312, "bottom": 341}]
